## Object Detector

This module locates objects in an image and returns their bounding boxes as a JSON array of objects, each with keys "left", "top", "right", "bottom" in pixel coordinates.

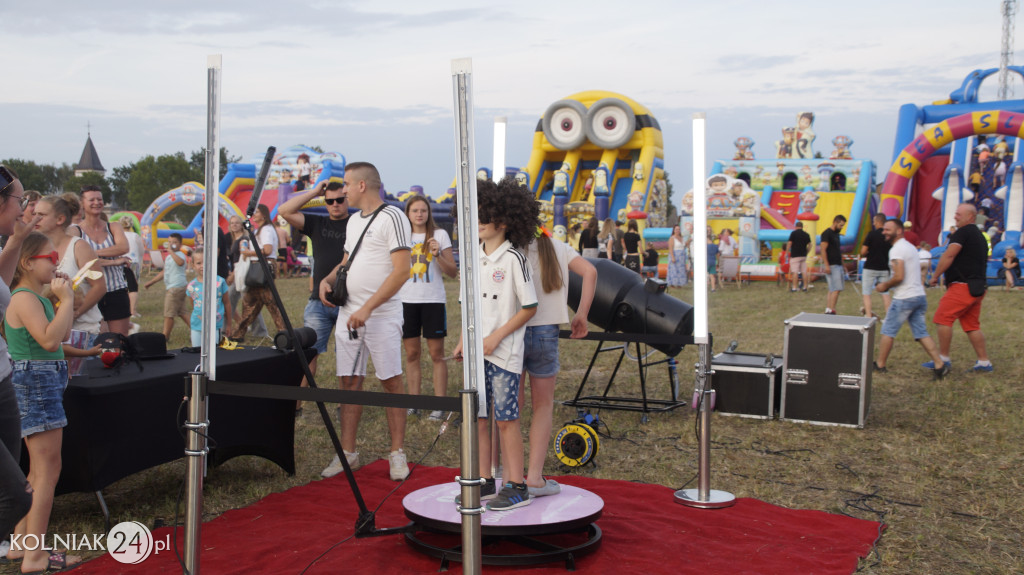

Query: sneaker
[
  {"left": 968, "top": 363, "right": 994, "bottom": 373},
  {"left": 321, "top": 450, "right": 360, "bottom": 478},
  {"left": 934, "top": 363, "right": 952, "bottom": 380},
  {"left": 872, "top": 362, "right": 887, "bottom": 373},
  {"left": 407, "top": 408, "right": 420, "bottom": 417},
  {"left": 527, "top": 478, "right": 562, "bottom": 498},
  {"left": 824, "top": 309, "right": 836, "bottom": 315},
  {"left": 454, "top": 477, "right": 497, "bottom": 505},
  {"left": 428, "top": 410, "right": 444, "bottom": 421},
  {"left": 921, "top": 360, "right": 952, "bottom": 370},
  {"left": 487, "top": 481, "right": 532, "bottom": 511},
  {"left": 389, "top": 449, "right": 410, "bottom": 481}
]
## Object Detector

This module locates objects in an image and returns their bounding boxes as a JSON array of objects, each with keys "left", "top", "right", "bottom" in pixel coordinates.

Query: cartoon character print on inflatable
[
  {"left": 733, "top": 136, "right": 755, "bottom": 160},
  {"left": 794, "top": 112, "right": 816, "bottom": 159},
  {"left": 139, "top": 182, "right": 244, "bottom": 250},
  {"left": 830, "top": 135, "right": 854, "bottom": 160},
  {"left": 524, "top": 90, "right": 665, "bottom": 231}
]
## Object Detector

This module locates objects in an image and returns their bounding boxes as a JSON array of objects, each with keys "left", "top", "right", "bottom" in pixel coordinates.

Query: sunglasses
[
  {"left": 29, "top": 251, "right": 60, "bottom": 265},
  {"left": 0, "top": 167, "right": 29, "bottom": 210},
  {"left": 324, "top": 196, "right": 347, "bottom": 205}
]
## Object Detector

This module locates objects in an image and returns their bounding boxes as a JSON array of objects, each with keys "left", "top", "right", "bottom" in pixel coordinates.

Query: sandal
[{"left": 22, "top": 550, "right": 81, "bottom": 574}]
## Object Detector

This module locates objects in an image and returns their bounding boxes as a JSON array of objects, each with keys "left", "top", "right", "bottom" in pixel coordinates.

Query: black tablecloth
[{"left": 21, "top": 345, "right": 311, "bottom": 495}]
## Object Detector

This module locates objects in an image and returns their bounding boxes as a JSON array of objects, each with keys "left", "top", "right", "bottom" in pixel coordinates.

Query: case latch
[
  {"left": 838, "top": 373, "right": 862, "bottom": 390},
  {"left": 785, "top": 369, "right": 809, "bottom": 385}
]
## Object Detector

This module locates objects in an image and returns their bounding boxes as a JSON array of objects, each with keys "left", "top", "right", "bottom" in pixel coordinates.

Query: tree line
[{"left": 1, "top": 148, "right": 240, "bottom": 212}]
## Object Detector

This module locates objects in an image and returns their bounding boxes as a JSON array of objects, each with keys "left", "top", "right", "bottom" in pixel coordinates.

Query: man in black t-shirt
[
  {"left": 860, "top": 213, "right": 891, "bottom": 318},
  {"left": 820, "top": 214, "right": 847, "bottom": 314},
  {"left": 928, "top": 203, "right": 992, "bottom": 372},
  {"left": 279, "top": 180, "right": 350, "bottom": 401},
  {"left": 785, "top": 221, "right": 811, "bottom": 291}
]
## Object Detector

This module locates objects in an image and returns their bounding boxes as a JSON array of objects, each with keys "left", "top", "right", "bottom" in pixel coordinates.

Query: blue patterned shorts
[
  {"left": 12, "top": 360, "right": 69, "bottom": 437},
  {"left": 483, "top": 361, "right": 521, "bottom": 422}
]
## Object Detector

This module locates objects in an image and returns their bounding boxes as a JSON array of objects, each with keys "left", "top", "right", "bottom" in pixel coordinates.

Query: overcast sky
[{"left": 0, "top": 1, "right": 1016, "bottom": 198}]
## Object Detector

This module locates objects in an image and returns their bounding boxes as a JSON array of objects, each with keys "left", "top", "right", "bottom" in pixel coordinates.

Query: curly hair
[{"left": 477, "top": 178, "right": 540, "bottom": 249}]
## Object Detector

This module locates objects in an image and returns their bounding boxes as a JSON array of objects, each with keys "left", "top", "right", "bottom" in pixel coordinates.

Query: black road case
[
  {"left": 711, "top": 352, "right": 783, "bottom": 419},
  {"left": 780, "top": 313, "right": 876, "bottom": 428}
]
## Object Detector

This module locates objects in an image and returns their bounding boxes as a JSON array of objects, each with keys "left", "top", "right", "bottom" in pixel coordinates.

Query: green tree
[
  {"left": 188, "top": 147, "right": 242, "bottom": 181},
  {"left": 62, "top": 172, "right": 112, "bottom": 201},
  {"left": 125, "top": 153, "right": 200, "bottom": 213},
  {"left": 663, "top": 171, "right": 677, "bottom": 226},
  {"left": 108, "top": 164, "right": 134, "bottom": 210},
  {"left": 0, "top": 159, "right": 74, "bottom": 194}
]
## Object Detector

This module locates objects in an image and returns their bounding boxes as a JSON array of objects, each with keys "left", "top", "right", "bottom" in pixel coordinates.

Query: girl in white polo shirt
[{"left": 453, "top": 179, "right": 538, "bottom": 511}]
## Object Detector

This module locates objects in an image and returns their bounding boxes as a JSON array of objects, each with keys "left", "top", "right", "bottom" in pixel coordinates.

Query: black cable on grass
[
  {"left": 835, "top": 462, "right": 859, "bottom": 478},
  {"left": 298, "top": 414, "right": 453, "bottom": 574},
  {"left": 842, "top": 488, "right": 888, "bottom": 571}
]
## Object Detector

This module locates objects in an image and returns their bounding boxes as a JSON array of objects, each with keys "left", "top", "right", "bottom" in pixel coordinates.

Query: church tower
[{"left": 74, "top": 129, "right": 105, "bottom": 177}]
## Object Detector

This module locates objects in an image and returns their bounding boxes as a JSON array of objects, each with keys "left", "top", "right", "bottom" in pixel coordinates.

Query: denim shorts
[
  {"left": 482, "top": 361, "right": 521, "bottom": 421},
  {"left": 880, "top": 296, "right": 930, "bottom": 339},
  {"left": 523, "top": 324, "right": 560, "bottom": 378},
  {"left": 304, "top": 298, "right": 340, "bottom": 354},
  {"left": 861, "top": 268, "right": 890, "bottom": 297},
  {"left": 12, "top": 360, "right": 69, "bottom": 438}
]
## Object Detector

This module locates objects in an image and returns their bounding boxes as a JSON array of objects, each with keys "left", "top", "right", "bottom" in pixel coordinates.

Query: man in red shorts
[{"left": 927, "top": 203, "right": 993, "bottom": 373}]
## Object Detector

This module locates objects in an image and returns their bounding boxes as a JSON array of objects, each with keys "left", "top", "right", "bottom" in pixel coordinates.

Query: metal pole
[
  {"left": 451, "top": 57, "right": 483, "bottom": 575},
  {"left": 675, "top": 113, "right": 734, "bottom": 509},
  {"left": 184, "top": 371, "right": 208, "bottom": 573},
  {"left": 202, "top": 55, "right": 222, "bottom": 380},
  {"left": 183, "top": 54, "right": 221, "bottom": 575}
]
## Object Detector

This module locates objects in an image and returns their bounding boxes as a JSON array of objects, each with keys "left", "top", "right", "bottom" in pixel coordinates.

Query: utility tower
[{"left": 999, "top": 0, "right": 1018, "bottom": 100}]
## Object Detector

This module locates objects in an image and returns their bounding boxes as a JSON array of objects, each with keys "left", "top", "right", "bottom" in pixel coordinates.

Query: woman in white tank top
[{"left": 35, "top": 195, "right": 106, "bottom": 338}]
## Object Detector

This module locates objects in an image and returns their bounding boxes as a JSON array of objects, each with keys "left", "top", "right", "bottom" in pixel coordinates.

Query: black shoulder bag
[{"left": 325, "top": 205, "right": 386, "bottom": 307}]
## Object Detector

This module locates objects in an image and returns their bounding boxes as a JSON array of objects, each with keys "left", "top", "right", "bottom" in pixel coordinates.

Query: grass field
[{"left": 5, "top": 271, "right": 1022, "bottom": 574}]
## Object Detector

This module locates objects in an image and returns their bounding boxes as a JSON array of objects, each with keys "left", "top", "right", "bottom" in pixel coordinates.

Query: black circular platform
[{"left": 402, "top": 481, "right": 604, "bottom": 568}]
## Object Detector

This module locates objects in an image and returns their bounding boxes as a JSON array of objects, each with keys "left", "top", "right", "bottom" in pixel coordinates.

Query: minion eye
[
  {"left": 585, "top": 98, "right": 636, "bottom": 149},
  {"left": 542, "top": 100, "right": 588, "bottom": 150}
]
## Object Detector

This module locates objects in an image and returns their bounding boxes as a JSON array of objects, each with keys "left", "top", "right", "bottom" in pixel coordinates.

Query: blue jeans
[
  {"left": 0, "top": 374, "right": 32, "bottom": 535},
  {"left": 12, "top": 360, "right": 69, "bottom": 437},
  {"left": 304, "top": 298, "right": 340, "bottom": 354},
  {"left": 881, "top": 295, "right": 930, "bottom": 339},
  {"left": 523, "top": 324, "right": 560, "bottom": 378}
]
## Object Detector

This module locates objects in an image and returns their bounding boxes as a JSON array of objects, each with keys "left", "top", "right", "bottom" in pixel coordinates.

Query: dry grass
[{"left": 7, "top": 272, "right": 1023, "bottom": 574}]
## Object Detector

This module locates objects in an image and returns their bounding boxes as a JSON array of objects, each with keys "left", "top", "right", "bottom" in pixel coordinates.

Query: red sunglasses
[{"left": 29, "top": 251, "right": 59, "bottom": 265}]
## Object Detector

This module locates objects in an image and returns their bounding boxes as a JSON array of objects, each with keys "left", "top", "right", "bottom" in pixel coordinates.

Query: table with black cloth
[{"left": 21, "top": 345, "right": 312, "bottom": 497}]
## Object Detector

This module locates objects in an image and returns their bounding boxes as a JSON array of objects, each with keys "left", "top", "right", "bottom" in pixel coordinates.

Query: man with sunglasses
[{"left": 279, "top": 179, "right": 349, "bottom": 418}]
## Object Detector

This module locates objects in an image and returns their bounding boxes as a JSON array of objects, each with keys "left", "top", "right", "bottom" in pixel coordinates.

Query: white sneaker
[
  {"left": 321, "top": 450, "right": 360, "bottom": 478},
  {"left": 389, "top": 449, "right": 410, "bottom": 481},
  {"left": 428, "top": 410, "right": 444, "bottom": 421}
]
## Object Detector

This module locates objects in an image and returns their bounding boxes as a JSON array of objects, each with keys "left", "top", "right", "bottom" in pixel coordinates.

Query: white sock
[
  {"left": 976, "top": 360, "right": 992, "bottom": 366},
  {"left": 940, "top": 356, "right": 951, "bottom": 363}
]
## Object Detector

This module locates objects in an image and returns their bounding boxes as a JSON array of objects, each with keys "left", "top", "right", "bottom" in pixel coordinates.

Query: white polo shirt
[{"left": 478, "top": 240, "right": 537, "bottom": 374}]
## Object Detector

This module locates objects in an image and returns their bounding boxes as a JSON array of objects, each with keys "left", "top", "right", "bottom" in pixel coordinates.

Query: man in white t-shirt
[
  {"left": 318, "top": 162, "right": 412, "bottom": 481},
  {"left": 873, "top": 219, "right": 949, "bottom": 379}
]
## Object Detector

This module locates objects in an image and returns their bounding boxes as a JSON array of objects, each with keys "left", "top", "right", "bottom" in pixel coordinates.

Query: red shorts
[{"left": 933, "top": 283, "right": 984, "bottom": 332}]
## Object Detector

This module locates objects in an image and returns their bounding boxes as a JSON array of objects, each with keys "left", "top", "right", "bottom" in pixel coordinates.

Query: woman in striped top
[{"left": 69, "top": 186, "right": 131, "bottom": 336}]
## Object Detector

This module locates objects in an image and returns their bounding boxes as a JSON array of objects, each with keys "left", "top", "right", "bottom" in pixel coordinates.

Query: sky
[{"left": 0, "top": 0, "right": 1017, "bottom": 200}]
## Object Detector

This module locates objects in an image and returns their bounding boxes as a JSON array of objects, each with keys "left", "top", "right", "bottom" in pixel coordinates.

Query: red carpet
[{"left": 75, "top": 461, "right": 882, "bottom": 574}]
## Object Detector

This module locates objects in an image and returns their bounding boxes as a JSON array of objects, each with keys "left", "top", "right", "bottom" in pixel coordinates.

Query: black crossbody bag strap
[{"left": 344, "top": 204, "right": 387, "bottom": 271}]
